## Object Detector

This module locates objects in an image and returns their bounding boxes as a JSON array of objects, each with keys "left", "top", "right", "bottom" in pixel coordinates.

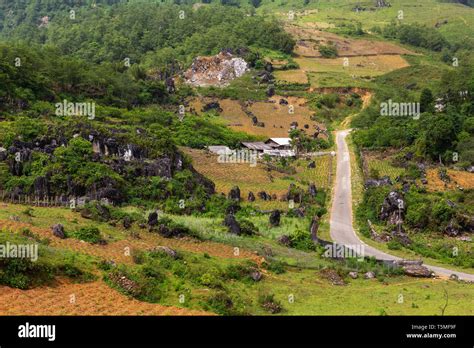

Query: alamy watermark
[
  {"left": 217, "top": 149, "right": 257, "bottom": 167},
  {"left": 0, "top": 242, "right": 38, "bottom": 262},
  {"left": 323, "top": 243, "right": 365, "bottom": 261},
  {"left": 55, "top": 99, "right": 95, "bottom": 120},
  {"left": 380, "top": 99, "right": 420, "bottom": 120}
]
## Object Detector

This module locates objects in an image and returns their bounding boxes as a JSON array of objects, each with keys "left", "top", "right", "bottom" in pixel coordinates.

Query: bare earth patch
[
  {"left": 0, "top": 278, "right": 210, "bottom": 316},
  {"left": 286, "top": 25, "right": 415, "bottom": 57},
  {"left": 426, "top": 169, "right": 474, "bottom": 191},
  {"left": 295, "top": 55, "right": 410, "bottom": 76}
]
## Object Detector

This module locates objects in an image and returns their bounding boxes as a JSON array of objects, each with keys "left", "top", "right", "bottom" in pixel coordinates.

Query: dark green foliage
[
  {"left": 289, "top": 229, "right": 317, "bottom": 252},
  {"left": 318, "top": 44, "right": 338, "bottom": 58},
  {"left": 205, "top": 292, "right": 235, "bottom": 315},
  {"left": 69, "top": 227, "right": 103, "bottom": 244},
  {"left": 262, "top": 259, "right": 286, "bottom": 274},
  {"left": 419, "top": 88, "right": 434, "bottom": 113},
  {"left": 382, "top": 23, "right": 449, "bottom": 51},
  {"left": 0, "top": 231, "right": 95, "bottom": 289}
]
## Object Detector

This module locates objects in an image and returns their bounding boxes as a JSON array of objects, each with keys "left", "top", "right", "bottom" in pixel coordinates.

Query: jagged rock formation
[
  {"left": 380, "top": 191, "right": 405, "bottom": 225},
  {"left": 247, "top": 191, "right": 255, "bottom": 202},
  {"left": 228, "top": 186, "right": 241, "bottom": 202},
  {"left": 0, "top": 124, "right": 215, "bottom": 204},
  {"left": 269, "top": 210, "right": 281, "bottom": 227},
  {"left": 224, "top": 214, "right": 241, "bottom": 235},
  {"left": 183, "top": 51, "right": 248, "bottom": 87},
  {"left": 51, "top": 224, "right": 66, "bottom": 239},
  {"left": 365, "top": 176, "right": 392, "bottom": 188}
]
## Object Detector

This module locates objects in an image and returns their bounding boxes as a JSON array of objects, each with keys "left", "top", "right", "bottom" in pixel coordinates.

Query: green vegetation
[{"left": 0, "top": 230, "right": 96, "bottom": 289}]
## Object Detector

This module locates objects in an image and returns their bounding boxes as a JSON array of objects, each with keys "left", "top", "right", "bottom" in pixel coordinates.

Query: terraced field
[{"left": 189, "top": 96, "right": 325, "bottom": 138}]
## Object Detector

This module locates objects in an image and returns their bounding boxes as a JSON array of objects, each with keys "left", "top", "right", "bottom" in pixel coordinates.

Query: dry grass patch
[
  {"left": 286, "top": 25, "right": 415, "bottom": 57},
  {"left": 188, "top": 96, "right": 325, "bottom": 138},
  {"left": 426, "top": 169, "right": 474, "bottom": 192},
  {"left": 295, "top": 55, "right": 409, "bottom": 76},
  {"left": 274, "top": 69, "right": 309, "bottom": 84},
  {"left": 0, "top": 278, "right": 210, "bottom": 316}
]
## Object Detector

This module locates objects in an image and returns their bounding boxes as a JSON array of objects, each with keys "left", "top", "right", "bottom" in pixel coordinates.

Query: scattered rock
[
  {"left": 224, "top": 214, "right": 241, "bottom": 235},
  {"left": 202, "top": 101, "right": 223, "bottom": 113},
  {"left": 148, "top": 211, "right": 158, "bottom": 227},
  {"left": 402, "top": 265, "right": 432, "bottom": 278},
  {"left": 276, "top": 235, "right": 291, "bottom": 246},
  {"left": 269, "top": 210, "right": 281, "bottom": 227},
  {"left": 449, "top": 274, "right": 459, "bottom": 281},
  {"left": 248, "top": 191, "right": 256, "bottom": 202},
  {"left": 290, "top": 207, "right": 305, "bottom": 218},
  {"left": 123, "top": 216, "right": 132, "bottom": 229},
  {"left": 309, "top": 216, "right": 319, "bottom": 242},
  {"left": 228, "top": 186, "right": 241, "bottom": 201},
  {"left": 364, "top": 271, "right": 376, "bottom": 279},
  {"left": 250, "top": 271, "right": 263, "bottom": 282},
  {"left": 365, "top": 176, "right": 392, "bottom": 188},
  {"left": 258, "top": 191, "right": 271, "bottom": 201},
  {"left": 391, "top": 225, "right": 412, "bottom": 246},
  {"left": 152, "top": 246, "right": 178, "bottom": 259},
  {"left": 444, "top": 220, "right": 460, "bottom": 237},
  {"left": 380, "top": 191, "right": 405, "bottom": 225},
  {"left": 320, "top": 268, "right": 346, "bottom": 286},
  {"left": 108, "top": 272, "right": 141, "bottom": 296},
  {"left": 348, "top": 271, "right": 358, "bottom": 279},
  {"left": 51, "top": 224, "right": 66, "bottom": 239},
  {"left": 225, "top": 203, "right": 241, "bottom": 215}
]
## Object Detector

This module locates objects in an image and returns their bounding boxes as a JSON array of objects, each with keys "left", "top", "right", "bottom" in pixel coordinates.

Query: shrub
[
  {"left": 387, "top": 240, "right": 402, "bottom": 250},
  {"left": 258, "top": 292, "right": 283, "bottom": 314},
  {"left": 206, "top": 292, "right": 234, "bottom": 315},
  {"left": 263, "top": 259, "right": 286, "bottom": 274},
  {"left": 69, "top": 227, "right": 103, "bottom": 244},
  {"left": 289, "top": 229, "right": 316, "bottom": 252},
  {"left": 319, "top": 44, "right": 338, "bottom": 58}
]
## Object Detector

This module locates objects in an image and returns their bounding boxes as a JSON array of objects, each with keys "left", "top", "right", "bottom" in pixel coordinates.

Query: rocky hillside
[{"left": 0, "top": 119, "right": 215, "bottom": 207}]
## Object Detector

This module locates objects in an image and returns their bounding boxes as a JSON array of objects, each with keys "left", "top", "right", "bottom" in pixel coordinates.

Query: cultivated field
[
  {"left": 426, "top": 168, "right": 474, "bottom": 192},
  {"left": 189, "top": 96, "right": 326, "bottom": 138},
  {"left": 274, "top": 69, "right": 309, "bottom": 84},
  {"left": 290, "top": 0, "right": 474, "bottom": 43},
  {"left": 286, "top": 25, "right": 415, "bottom": 57},
  {"left": 0, "top": 278, "right": 210, "bottom": 316},
  {"left": 183, "top": 147, "right": 333, "bottom": 209},
  {"left": 295, "top": 55, "right": 410, "bottom": 76}
]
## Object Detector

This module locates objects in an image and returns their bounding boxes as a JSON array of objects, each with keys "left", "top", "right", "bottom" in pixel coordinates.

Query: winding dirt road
[{"left": 329, "top": 129, "right": 474, "bottom": 281}]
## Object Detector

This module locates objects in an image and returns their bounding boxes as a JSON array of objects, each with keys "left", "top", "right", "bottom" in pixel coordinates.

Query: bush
[
  {"left": 387, "top": 240, "right": 402, "bottom": 250},
  {"left": 69, "top": 227, "right": 103, "bottom": 244},
  {"left": 206, "top": 292, "right": 235, "bottom": 315},
  {"left": 237, "top": 219, "right": 259, "bottom": 236},
  {"left": 224, "top": 262, "right": 257, "bottom": 281},
  {"left": 289, "top": 229, "right": 316, "bottom": 252},
  {"left": 319, "top": 44, "right": 338, "bottom": 58},
  {"left": 263, "top": 259, "right": 286, "bottom": 274},
  {"left": 258, "top": 292, "right": 283, "bottom": 314}
]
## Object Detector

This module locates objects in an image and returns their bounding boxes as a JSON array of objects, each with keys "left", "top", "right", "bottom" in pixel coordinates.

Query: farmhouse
[
  {"left": 241, "top": 142, "right": 274, "bottom": 152},
  {"left": 265, "top": 138, "right": 292, "bottom": 150},
  {"left": 241, "top": 138, "right": 295, "bottom": 157}
]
